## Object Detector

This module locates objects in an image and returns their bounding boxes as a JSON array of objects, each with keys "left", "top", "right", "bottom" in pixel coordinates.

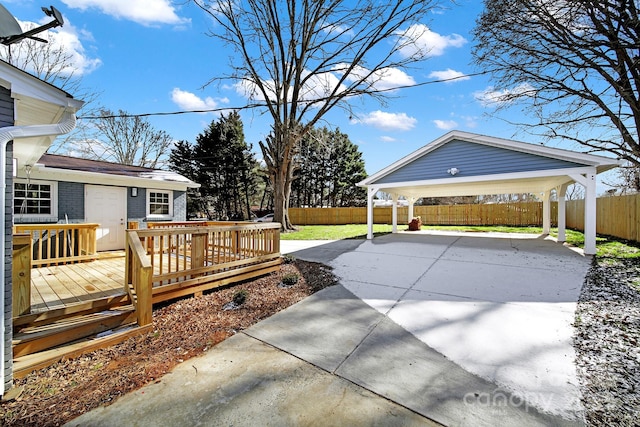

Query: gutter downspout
[{"left": 0, "top": 109, "right": 77, "bottom": 396}]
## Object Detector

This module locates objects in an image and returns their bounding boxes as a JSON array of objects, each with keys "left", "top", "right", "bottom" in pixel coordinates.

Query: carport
[{"left": 359, "top": 131, "right": 620, "bottom": 254}]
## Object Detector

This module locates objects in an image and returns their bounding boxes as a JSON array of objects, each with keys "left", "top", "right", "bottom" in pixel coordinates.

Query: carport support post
[
  {"left": 366, "top": 186, "right": 379, "bottom": 240},
  {"left": 570, "top": 171, "right": 597, "bottom": 255},
  {"left": 408, "top": 198, "right": 415, "bottom": 224},
  {"left": 556, "top": 183, "right": 569, "bottom": 242},
  {"left": 583, "top": 172, "right": 597, "bottom": 255},
  {"left": 542, "top": 191, "right": 551, "bottom": 235},
  {"left": 391, "top": 193, "right": 398, "bottom": 233}
]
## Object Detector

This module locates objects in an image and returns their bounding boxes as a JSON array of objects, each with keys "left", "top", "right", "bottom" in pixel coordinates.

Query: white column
[
  {"left": 391, "top": 193, "right": 398, "bottom": 233},
  {"left": 366, "top": 187, "right": 378, "bottom": 240},
  {"left": 408, "top": 198, "right": 415, "bottom": 224},
  {"left": 583, "top": 172, "right": 597, "bottom": 255},
  {"left": 542, "top": 191, "right": 551, "bottom": 235},
  {"left": 557, "top": 183, "right": 568, "bottom": 242},
  {"left": 570, "top": 171, "right": 597, "bottom": 255}
]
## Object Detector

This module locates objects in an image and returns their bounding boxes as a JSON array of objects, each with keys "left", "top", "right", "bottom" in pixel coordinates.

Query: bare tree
[
  {"left": 0, "top": 21, "right": 102, "bottom": 153},
  {"left": 87, "top": 109, "right": 173, "bottom": 168},
  {"left": 194, "top": 0, "right": 442, "bottom": 230},
  {"left": 473, "top": 0, "right": 639, "bottom": 187}
]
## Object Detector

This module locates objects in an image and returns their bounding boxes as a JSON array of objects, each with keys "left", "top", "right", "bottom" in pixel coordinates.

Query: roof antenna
[{"left": 0, "top": 4, "right": 64, "bottom": 46}]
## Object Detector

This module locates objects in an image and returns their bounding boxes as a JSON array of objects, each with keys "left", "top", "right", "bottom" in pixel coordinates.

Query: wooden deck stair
[{"left": 12, "top": 306, "right": 151, "bottom": 378}]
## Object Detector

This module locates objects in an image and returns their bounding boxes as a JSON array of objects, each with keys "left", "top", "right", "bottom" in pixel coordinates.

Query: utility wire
[{"left": 77, "top": 72, "right": 487, "bottom": 120}]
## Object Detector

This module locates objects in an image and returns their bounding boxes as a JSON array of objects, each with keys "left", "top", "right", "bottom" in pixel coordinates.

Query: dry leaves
[
  {"left": 0, "top": 259, "right": 337, "bottom": 427},
  {"left": 574, "top": 258, "right": 640, "bottom": 426}
]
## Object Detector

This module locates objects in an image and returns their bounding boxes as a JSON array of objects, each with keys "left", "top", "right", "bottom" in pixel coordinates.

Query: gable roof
[
  {"left": 23, "top": 154, "right": 200, "bottom": 191},
  {"left": 359, "top": 131, "right": 620, "bottom": 198}
]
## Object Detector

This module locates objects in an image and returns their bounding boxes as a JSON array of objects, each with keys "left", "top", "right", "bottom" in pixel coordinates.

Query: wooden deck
[
  {"left": 29, "top": 254, "right": 126, "bottom": 313},
  {"left": 12, "top": 222, "right": 282, "bottom": 377}
]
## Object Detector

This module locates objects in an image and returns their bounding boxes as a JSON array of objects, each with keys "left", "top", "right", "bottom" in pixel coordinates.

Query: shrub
[
  {"left": 232, "top": 289, "right": 248, "bottom": 306},
  {"left": 281, "top": 273, "right": 299, "bottom": 287},
  {"left": 282, "top": 254, "right": 297, "bottom": 264}
]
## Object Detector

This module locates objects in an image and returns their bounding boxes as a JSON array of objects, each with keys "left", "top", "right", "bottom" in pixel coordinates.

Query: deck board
[{"left": 30, "top": 256, "right": 126, "bottom": 313}]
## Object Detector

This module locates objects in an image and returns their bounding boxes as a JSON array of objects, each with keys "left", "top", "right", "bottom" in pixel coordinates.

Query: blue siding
[
  {"left": 4, "top": 141, "right": 12, "bottom": 391},
  {"left": 57, "top": 181, "right": 84, "bottom": 221},
  {"left": 374, "top": 139, "right": 587, "bottom": 184},
  {"left": 126, "top": 190, "right": 187, "bottom": 229},
  {"left": 127, "top": 188, "right": 147, "bottom": 228},
  {"left": 1, "top": 85, "right": 13, "bottom": 390}
]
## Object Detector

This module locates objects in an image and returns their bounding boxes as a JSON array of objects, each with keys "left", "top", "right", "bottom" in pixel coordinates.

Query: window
[
  {"left": 146, "top": 189, "right": 173, "bottom": 219},
  {"left": 14, "top": 179, "right": 57, "bottom": 221}
]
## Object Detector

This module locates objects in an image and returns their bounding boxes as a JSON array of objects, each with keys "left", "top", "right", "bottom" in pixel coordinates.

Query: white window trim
[
  {"left": 146, "top": 188, "right": 173, "bottom": 220},
  {"left": 13, "top": 178, "right": 58, "bottom": 222}
]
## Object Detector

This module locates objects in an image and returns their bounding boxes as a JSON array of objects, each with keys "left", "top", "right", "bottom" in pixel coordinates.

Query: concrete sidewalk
[
  {"left": 67, "top": 233, "right": 587, "bottom": 426},
  {"left": 67, "top": 286, "right": 575, "bottom": 427}
]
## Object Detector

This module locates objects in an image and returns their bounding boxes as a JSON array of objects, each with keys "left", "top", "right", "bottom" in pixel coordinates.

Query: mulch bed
[
  {"left": 574, "top": 257, "right": 640, "bottom": 425},
  {"left": 0, "top": 258, "right": 337, "bottom": 427}
]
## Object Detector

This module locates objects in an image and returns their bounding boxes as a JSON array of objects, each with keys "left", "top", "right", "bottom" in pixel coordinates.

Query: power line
[{"left": 77, "top": 72, "right": 487, "bottom": 120}]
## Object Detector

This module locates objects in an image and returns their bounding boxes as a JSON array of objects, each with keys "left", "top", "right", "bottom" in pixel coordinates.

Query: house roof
[
  {"left": 25, "top": 153, "right": 200, "bottom": 191},
  {"left": 359, "top": 130, "right": 620, "bottom": 198}
]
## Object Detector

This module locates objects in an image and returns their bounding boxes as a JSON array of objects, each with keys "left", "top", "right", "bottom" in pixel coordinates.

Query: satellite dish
[{"left": 0, "top": 4, "right": 64, "bottom": 46}]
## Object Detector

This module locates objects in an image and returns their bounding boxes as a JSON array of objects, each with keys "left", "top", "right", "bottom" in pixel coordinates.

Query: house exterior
[
  {"left": 359, "top": 131, "right": 621, "bottom": 254},
  {"left": 16, "top": 154, "right": 199, "bottom": 251},
  {"left": 1, "top": 59, "right": 84, "bottom": 395}
]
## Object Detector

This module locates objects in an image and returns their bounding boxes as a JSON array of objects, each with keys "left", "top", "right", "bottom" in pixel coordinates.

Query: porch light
[
  {"left": 447, "top": 167, "right": 459, "bottom": 176},
  {"left": 131, "top": 187, "right": 138, "bottom": 197}
]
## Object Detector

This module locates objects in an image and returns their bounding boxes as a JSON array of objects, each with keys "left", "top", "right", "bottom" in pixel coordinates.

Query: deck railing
[
  {"left": 125, "top": 230, "right": 153, "bottom": 326},
  {"left": 13, "top": 223, "right": 99, "bottom": 267},
  {"left": 125, "top": 222, "right": 281, "bottom": 324}
]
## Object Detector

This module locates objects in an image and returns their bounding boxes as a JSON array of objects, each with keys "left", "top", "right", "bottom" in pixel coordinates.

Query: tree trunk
[{"left": 272, "top": 166, "right": 294, "bottom": 230}]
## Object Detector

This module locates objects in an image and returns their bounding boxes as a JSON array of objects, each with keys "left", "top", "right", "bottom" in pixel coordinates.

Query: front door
[{"left": 85, "top": 185, "right": 127, "bottom": 251}]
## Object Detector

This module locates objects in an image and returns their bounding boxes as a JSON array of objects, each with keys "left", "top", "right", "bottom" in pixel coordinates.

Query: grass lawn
[{"left": 281, "top": 224, "right": 640, "bottom": 258}]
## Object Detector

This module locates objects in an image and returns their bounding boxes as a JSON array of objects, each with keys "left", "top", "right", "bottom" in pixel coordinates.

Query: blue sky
[{"left": 1, "top": 0, "right": 619, "bottom": 190}]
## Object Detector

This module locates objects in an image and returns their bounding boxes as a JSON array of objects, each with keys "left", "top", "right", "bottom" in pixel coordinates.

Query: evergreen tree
[
  {"left": 168, "top": 140, "right": 202, "bottom": 218},
  {"left": 169, "top": 112, "right": 259, "bottom": 220},
  {"left": 291, "top": 127, "right": 367, "bottom": 208}
]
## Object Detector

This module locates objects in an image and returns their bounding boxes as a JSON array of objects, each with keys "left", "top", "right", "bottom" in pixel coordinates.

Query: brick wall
[{"left": 57, "top": 181, "right": 84, "bottom": 221}]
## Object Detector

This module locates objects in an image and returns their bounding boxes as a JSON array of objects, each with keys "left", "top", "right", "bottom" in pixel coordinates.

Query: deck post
[
  {"left": 191, "top": 232, "right": 206, "bottom": 274},
  {"left": 137, "top": 266, "right": 153, "bottom": 326},
  {"left": 12, "top": 234, "right": 31, "bottom": 316}
]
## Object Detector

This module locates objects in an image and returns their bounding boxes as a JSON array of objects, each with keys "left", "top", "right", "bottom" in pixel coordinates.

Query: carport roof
[{"left": 358, "top": 131, "right": 621, "bottom": 198}]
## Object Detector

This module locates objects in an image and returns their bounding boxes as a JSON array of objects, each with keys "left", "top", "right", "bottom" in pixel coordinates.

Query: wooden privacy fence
[
  {"left": 567, "top": 194, "right": 640, "bottom": 242},
  {"left": 125, "top": 222, "right": 282, "bottom": 326},
  {"left": 292, "top": 194, "right": 640, "bottom": 243},
  {"left": 290, "top": 203, "right": 554, "bottom": 227},
  {"left": 13, "top": 223, "right": 99, "bottom": 267}
]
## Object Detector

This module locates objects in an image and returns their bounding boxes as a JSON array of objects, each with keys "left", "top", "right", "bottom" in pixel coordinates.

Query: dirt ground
[{"left": 0, "top": 258, "right": 337, "bottom": 427}]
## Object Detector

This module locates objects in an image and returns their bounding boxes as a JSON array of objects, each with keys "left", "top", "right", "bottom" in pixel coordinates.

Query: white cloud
[
  {"left": 336, "top": 64, "right": 415, "bottom": 91},
  {"left": 62, "top": 0, "right": 189, "bottom": 26},
  {"left": 396, "top": 24, "right": 466, "bottom": 58},
  {"left": 380, "top": 136, "right": 397, "bottom": 142},
  {"left": 433, "top": 119, "right": 458, "bottom": 130},
  {"left": 428, "top": 69, "right": 470, "bottom": 83},
  {"left": 474, "top": 84, "right": 534, "bottom": 107},
  {"left": 171, "top": 88, "right": 227, "bottom": 112},
  {"left": 354, "top": 111, "right": 417, "bottom": 131}
]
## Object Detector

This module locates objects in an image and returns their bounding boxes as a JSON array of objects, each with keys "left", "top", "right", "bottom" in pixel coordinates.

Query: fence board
[
  {"left": 290, "top": 203, "right": 549, "bottom": 227},
  {"left": 291, "top": 196, "right": 640, "bottom": 244}
]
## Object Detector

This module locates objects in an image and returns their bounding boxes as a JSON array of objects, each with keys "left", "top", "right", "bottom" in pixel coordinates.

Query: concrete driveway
[
  {"left": 293, "top": 231, "right": 589, "bottom": 422},
  {"left": 67, "top": 231, "right": 589, "bottom": 427}
]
